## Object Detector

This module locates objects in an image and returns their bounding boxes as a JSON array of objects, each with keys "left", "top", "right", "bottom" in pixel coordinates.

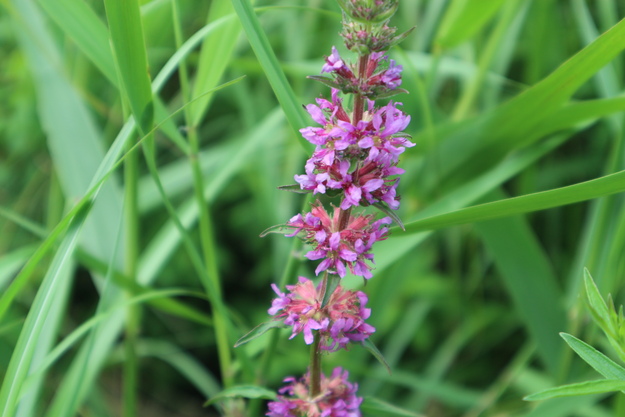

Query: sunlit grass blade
[
  {"left": 434, "top": 0, "right": 507, "bottom": 49},
  {"left": 401, "top": 169, "right": 625, "bottom": 235},
  {"left": 230, "top": 0, "right": 311, "bottom": 152},
  {"left": 103, "top": 0, "right": 153, "bottom": 135},
  {"left": 0, "top": 210, "right": 85, "bottom": 417}
]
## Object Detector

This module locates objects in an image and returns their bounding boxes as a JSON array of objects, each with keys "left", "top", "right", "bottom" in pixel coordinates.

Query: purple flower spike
[
  {"left": 268, "top": 277, "right": 375, "bottom": 351},
  {"left": 267, "top": 368, "right": 362, "bottom": 417}
]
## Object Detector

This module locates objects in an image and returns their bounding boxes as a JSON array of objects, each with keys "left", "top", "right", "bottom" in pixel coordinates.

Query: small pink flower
[
  {"left": 268, "top": 277, "right": 375, "bottom": 351},
  {"left": 267, "top": 368, "right": 362, "bottom": 417},
  {"left": 285, "top": 203, "right": 390, "bottom": 278}
]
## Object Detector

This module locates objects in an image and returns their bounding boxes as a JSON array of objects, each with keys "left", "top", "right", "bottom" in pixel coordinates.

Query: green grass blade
[
  {"left": 0, "top": 245, "right": 36, "bottom": 291},
  {"left": 0, "top": 212, "right": 84, "bottom": 417},
  {"left": 38, "top": 0, "right": 116, "bottom": 83},
  {"left": 190, "top": 0, "right": 244, "bottom": 125},
  {"left": 401, "top": 169, "right": 625, "bottom": 235},
  {"left": 103, "top": 0, "right": 154, "bottom": 134},
  {"left": 434, "top": 0, "right": 507, "bottom": 49},
  {"left": 230, "top": 0, "right": 311, "bottom": 152},
  {"left": 375, "top": 135, "right": 565, "bottom": 273}
]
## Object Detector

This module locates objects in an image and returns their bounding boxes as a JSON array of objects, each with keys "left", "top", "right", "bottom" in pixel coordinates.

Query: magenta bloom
[
  {"left": 295, "top": 96, "right": 413, "bottom": 210},
  {"left": 269, "top": 277, "right": 375, "bottom": 351},
  {"left": 267, "top": 367, "right": 362, "bottom": 417},
  {"left": 286, "top": 203, "right": 390, "bottom": 278}
]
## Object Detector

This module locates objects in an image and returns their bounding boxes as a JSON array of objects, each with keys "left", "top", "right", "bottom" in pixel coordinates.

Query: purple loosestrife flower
[
  {"left": 285, "top": 203, "right": 390, "bottom": 278},
  {"left": 295, "top": 94, "right": 413, "bottom": 210},
  {"left": 267, "top": 367, "right": 362, "bottom": 417},
  {"left": 269, "top": 277, "right": 375, "bottom": 351}
]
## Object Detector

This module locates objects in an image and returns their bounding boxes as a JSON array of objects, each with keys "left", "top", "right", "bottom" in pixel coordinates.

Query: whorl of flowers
[
  {"left": 269, "top": 277, "right": 375, "bottom": 352},
  {"left": 295, "top": 86, "right": 413, "bottom": 211},
  {"left": 255, "top": 2, "right": 413, "bottom": 416},
  {"left": 285, "top": 203, "right": 390, "bottom": 278},
  {"left": 266, "top": 368, "right": 362, "bottom": 417}
]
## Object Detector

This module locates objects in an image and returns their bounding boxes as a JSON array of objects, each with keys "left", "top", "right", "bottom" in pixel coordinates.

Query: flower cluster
[
  {"left": 267, "top": 368, "right": 362, "bottom": 417},
  {"left": 295, "top": 83, "right": 413, "bottom": 211},
  {"left": 321, "top": 47, "right": 404, "bottom": 97},
  {"left": 286, "top": 203, "right": 390, "bottom": 278},
  {"left": 269, "top": 277, "right": 375, "bottom": 352}
]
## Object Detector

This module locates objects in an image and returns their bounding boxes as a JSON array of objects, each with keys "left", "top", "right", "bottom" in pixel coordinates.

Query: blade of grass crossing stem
[
  {"left": 137, "top": 110, "right": 284, "bottom": 283},
  {"left": 103, "top": 0, "right": 154, "bottom": 136},
  {"left": 230, "top": 0, "right": 312, "bottom": 152},
  {"left": 401, "top": 169, "right": 625, "bottom": 235},
  {"left": 14, "top": 259, "right": 73, "bottom": 417},
  {"left": 18, "top": 289, "right": 195, "bottom": 400},
  {"left": 475, "top": 189, "right": 566, "bottom": 376},
  {"left": 434, "top": 0, "right": 508, "bottom": 49},
  {"left": 0, "top": 209, "right": 86, "bottom": 417}
]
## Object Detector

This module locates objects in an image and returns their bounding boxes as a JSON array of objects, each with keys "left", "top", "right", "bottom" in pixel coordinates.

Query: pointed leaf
[
  {"left": 277, "top": 184, "right": 313, "bottom": 194},
  {"left": 373, "top": 202, "right": 405, "bottom": 230},
  {"left": 361, "top": 338, "right": 391, "bottom": 375},
  {"left": 204, "top": 385, "right": 277, "bottom": 406},
  {"left": 584, "top": 268, "right": 611, "bottom": 329},
  {"left": 259, "top": 224, "right": 291, "bottom": 238},
  {"left": 561, "top": 333, "right": 625, "bottom": 380},
  {"left": 234, "top": 321, "right": 286, "bottom": 348},
  {"left": 524, "top": 379, "right": 625, "bottom": 401},
  {"left": 307, "top": 75, "right": 341, "bottom": 90}
]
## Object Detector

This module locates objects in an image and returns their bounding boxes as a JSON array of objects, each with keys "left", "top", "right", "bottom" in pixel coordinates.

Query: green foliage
[{"left": 1, "top": 0, "right": 625, "bottom": 416}]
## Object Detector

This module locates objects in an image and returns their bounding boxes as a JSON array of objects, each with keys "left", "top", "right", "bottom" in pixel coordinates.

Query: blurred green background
[{"left": 2, "top": 0, "right": 625, "bottom": 416}]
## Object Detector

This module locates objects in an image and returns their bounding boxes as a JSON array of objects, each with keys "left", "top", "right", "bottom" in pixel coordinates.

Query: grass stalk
[
  {"left": 122, "top": 142, "right": 140, "bottom": 417},
  {"left": 171, "top": 0, "right": 233, "bottom": 388}
]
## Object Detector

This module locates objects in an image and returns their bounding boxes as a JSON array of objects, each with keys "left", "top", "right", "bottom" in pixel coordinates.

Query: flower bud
[{"left": 336, "top": 0, "right": 399, "bottom": 24}]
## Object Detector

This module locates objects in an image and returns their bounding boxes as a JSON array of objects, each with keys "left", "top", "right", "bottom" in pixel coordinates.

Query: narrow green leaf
[
  {"left": 0, "top": 245, "right": 36, "bottom": 291},
  {"left": 204, "top": 385, "right": 277, "bottom": 406},
  {"left": 18, "top": 289, "right": 195, "bottom": 400},
  {"left": 234, "top": 321, "right": 286, "bottom": 348},
  {"left": 103, "top": 0, "right": 154, "bottom": 134},
  {"left": 561, "top": 333, "right": 625, "bottom": 380},
  {"left": 277, "top": 184, "right": 313, "bottom": 194},
  {"left": 584, "top": 268, "right": 611, "bottom": 327},
  {"left": 230, "top": 0, "right": 312, "bottom": 152},
  {"left": 361, "top": 397, "right": 426, "bottom": 417},
  {"left": 435, "top": 0, "right": 508, "bottom": 49},
  {"left": 190, "top": 0, "right": 246, "bottom": 125},
  {"left": 525, "top": 379, "right": 625, "bottom": 401},
  {"left": 402, "top": 169, "right": 625, "bottom": 235},
  {"left": 38, "top": 0, "right": 116, "bottom": 83},
  {"left": 361, "top": 338, "right": 391, "bottom": 375}
]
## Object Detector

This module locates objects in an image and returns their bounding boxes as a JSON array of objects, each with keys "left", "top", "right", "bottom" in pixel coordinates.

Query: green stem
[
  {"left": 171, "top": 0, "right": 233, "bottom": 388},
  {"left": 123, "top": 138, "right": 139, "bottom": 417},
  {"left": 309, "top": 329, "right": 323, "bottom": 397}
]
